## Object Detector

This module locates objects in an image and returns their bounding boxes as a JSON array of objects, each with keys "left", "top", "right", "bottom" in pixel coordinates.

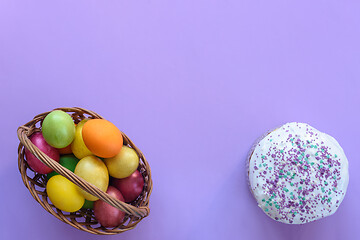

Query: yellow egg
[
  {"left": 71, "top": 119, "right": 93, "bottom": 159},
  {"left": 46, "top": 175, "right": 85, "bottom": 212},
  {"left": 104, "top": 146, "right": 139, "bottom": 178},
  {"left": 74, "top": 156, "right": 109, "bottom": 201}
]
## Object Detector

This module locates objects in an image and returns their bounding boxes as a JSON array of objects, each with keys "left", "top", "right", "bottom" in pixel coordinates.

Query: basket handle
[{"left": 17, "top": 126, "right": 149, "bottom": 218}]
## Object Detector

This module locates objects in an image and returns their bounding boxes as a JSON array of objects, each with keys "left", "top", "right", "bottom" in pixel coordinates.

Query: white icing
[{"left": 248, "top": 122, "right": 349, "bottom": 224}]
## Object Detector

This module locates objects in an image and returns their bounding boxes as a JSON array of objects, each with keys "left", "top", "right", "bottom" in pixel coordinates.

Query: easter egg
[
  {"left": 42, "top": 110, "right": 75, "bottom": 148},
  {"left": 74, "top": 156, "right": 109, "bottom": 201},
  {"left": 71, "top": 119, "right": 93, "bottom": 159},
  {"left": 46, "top": 175, "right": 85, "bottom": 212},
  {"left": 25, "top": 132, "right": 59, "bottom": 174},
  {"left": 46, "top": 154, "right": 79, "bottom": 180},
  {"left": 94, "top": 186, "right": 125, "bottom": 228},
  {"left": 104, "top": 146, "right": 139, "bottom": 178},
  {"left": 82, "top": 119, "right": 123, "bottom": 158},
  {"left": 82, "top": 199, "right": 94, "bottom": 209},
  {"left": 58, "top": 124, "right": 77, "bottom": 154},
  {"left": 58, "top": 144, "right": 72, "bottom": 155},
  {"left": 112, "top": 170, "right": 144, "bottom": 202}
]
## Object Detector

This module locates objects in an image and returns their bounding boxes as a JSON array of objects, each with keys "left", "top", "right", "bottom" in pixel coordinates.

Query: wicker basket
[{"left": 17, "top": 107, "right": 152, "bottom": 235}]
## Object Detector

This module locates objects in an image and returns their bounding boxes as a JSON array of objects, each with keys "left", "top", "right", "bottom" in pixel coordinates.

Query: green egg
[
  {"left": 46, "top": 170, "right": 58, "bottom": 180},
  {"left": 82, "top": 199, "right": 94, "bottom": 209},
  {"left": 42, "top": 110, "right": 75, "bottom": 148},
  {"left": 46, "top": 154, "right": 79, "bottom": 180}
]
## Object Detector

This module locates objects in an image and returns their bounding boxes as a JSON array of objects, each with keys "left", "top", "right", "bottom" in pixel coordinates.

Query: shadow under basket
[{"left": 17, "top": 107, "right": 153, "bottom": 235}]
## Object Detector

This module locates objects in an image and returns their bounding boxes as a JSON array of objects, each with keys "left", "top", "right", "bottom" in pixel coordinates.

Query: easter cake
[{"left": 247, "top": 122, "right": 349, "bottom": 224}]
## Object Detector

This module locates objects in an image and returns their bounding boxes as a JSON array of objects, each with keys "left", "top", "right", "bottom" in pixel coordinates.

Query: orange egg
[{"left": 82, "top": 119, "right": 123, "bottom": 158}]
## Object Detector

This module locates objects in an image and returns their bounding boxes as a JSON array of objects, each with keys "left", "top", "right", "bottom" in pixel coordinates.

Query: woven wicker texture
[{"left": 17, "top": 107, "right": 152, "bottom": 235}]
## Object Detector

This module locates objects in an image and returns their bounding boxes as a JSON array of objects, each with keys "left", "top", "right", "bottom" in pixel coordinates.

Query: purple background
[{"left": 1, "top": 1, "right": 360, "bottom": 240}]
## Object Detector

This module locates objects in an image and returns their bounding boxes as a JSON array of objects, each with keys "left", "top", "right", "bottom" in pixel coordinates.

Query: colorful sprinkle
[{"left": 249, "top": 122, "right": 348, "bottom": 224}]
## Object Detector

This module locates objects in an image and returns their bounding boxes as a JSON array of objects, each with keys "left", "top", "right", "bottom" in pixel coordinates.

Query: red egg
[
  {"left": 112, "top": 170, "right": 144, "bottom": 202},
  {"left": 25, "top": 132, "right": 60, "bottom": 174},
  {"left": 94, "top": 186, "right": 125, "bottom": 228}
]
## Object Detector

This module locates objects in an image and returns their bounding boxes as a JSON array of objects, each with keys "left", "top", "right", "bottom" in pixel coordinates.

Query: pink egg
[
  {"left": 94, "top": 186, "right": 125, "bottom": 228},
  {"left": 112, "top": 170, "right": 144, "bottom": 202},
  {"left": 25, "top": 132, "right": 60, "bottom": 174}
]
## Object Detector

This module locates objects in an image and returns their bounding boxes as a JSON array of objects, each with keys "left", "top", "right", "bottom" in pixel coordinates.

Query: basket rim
[{"left": 17, "top": 107, "right": 152, "bottom": 233}]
